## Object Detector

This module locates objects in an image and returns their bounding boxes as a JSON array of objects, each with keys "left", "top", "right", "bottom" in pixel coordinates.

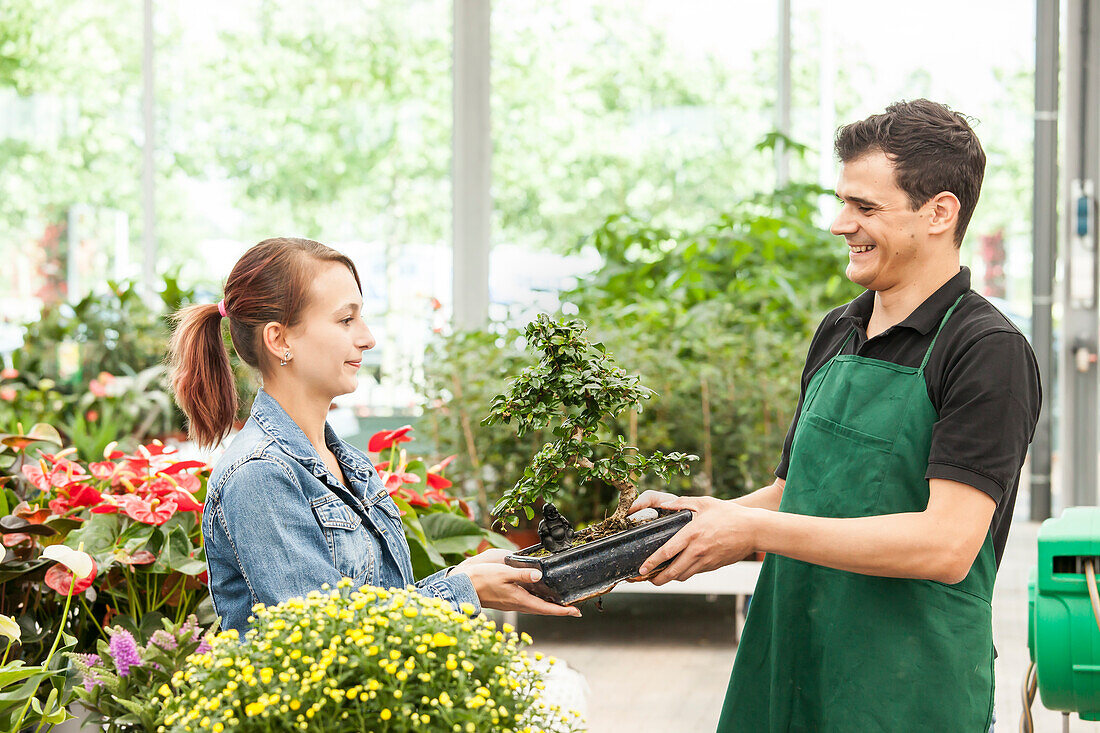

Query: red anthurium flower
[
  {"left": 44, "top": 557, "right": 98, "bottom": 595},
  {"left": 390, "top": 486, "right": 429, "bottom": 508},
  {"left": 367, "top": 425, "right": 414, "bottom": 452},
  {"left": 149, "top": 481, "right": 203, "bottom": 512},
  {"left": 21, "top": 463, "right": 51, "bottom": 493},
  {"left": 1, "top": 533, "right": 31, "bottom": 547},
  {"left": 119, "top": 549, "right": 156, "bottom": 566},
  {"left": 423, "top": 488, "right": 453, "bottom": 505},
  {"left": 427, "top": 455, "right": 456, "bottom": 474},
  {"left": 88, "top": 461, "right": 118, "bottom": 481},
  {"left": 23, "top": 457, "right": 90, "bottom": 492},
  {"left": 13, "top": 502, "right": 51, "bottom": 524},
  {"left": 160, "top": 471, "right": 200, "bottom": 493},
  {"left": 373, "top": 461, "right": 390, "bottom": 471},
  {"left": 162, "top": 460, "right": 206, "bottom": 475},
  {"left": 90, "top": 501, "right": 120, "bottom": 514},
  {"left": 425, "top": 473, "right": 453, "bottom": 490},
  {"left": 148, "top": 472, "right": 202, "bottom": 495},
  {"left": 382, "top": 471, "right": 420, "bottom": 490},
  {"left": 118, "top": 495, "right": 178, "bottom": 525},
  {"left": 48, "top": 497, "right": 71, "bottom": 516},
  {"left": 67, "top": 483, "right": 104, "bottom": 508}
]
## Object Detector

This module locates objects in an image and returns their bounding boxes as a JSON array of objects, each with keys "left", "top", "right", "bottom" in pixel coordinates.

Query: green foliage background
[{"left": 424, "top": 184, "right": 859, "bottom": 525}]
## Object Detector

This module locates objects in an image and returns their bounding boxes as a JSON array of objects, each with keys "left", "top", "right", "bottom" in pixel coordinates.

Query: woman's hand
[{"left": 455, "top": 549, "right": 581, "bottom": 617}]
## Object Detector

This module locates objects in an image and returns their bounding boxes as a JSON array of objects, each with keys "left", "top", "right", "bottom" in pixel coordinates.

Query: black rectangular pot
[{"left": 504, "top": 509, "right": 693, "bottom": 605}]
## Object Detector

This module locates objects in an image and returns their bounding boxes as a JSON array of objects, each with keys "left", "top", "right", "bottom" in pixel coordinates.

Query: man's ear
[
  {"left": 261, "top": 322, "right": 289, "bottom": 364},
  {"left": 927, "top": 191, "right": 961, "bottom": 238}
]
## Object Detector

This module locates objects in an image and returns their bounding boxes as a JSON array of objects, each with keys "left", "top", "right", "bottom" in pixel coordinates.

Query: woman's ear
[{"left": 261, "top": 322, "right": 289, "bottom": 365}]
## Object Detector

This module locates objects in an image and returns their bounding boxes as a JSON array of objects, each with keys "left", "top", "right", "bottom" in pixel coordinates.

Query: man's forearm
[
  {"left": 752, "top": 508, "right": 971, "bottom": 584},
  {"left": 734, "top": 479, "right": 784, "bottom": 511}
]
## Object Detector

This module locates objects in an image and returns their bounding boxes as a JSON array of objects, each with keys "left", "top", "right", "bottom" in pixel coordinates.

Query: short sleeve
[{"left": 925, "top": 331, "right": 1042, "bottom": 502}]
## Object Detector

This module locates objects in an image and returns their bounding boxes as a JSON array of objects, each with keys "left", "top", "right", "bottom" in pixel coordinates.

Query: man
[{"left": 632, "top": 99, "right": 1041, "bottom": 731}]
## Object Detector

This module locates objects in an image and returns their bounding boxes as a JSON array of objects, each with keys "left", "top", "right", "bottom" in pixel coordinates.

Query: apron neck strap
[{"left": 919, "top": 292, "right": 968, "bottom": 371}]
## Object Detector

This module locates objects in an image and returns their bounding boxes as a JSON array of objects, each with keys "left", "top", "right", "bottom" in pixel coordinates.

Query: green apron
[{"left": 718, "top": 295, "right": 995, "bottom": 732}]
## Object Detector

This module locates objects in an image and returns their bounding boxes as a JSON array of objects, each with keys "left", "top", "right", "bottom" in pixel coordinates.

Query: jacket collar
[
  {"left": 249, "top": 389, "right": 376, "bottom": 488},
  {"left": 836, "top": 267, "right": 971, "bottom": 336}
]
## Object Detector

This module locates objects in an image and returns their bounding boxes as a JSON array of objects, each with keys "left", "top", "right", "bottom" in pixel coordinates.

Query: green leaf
[
  {"left": 405, "top": 534, "right": 445, "bottom": 577},
  {"left": 0, "top": 662, "right": 45, "bottom": 688},
  {"left": 419, "top": 512, "right": 482, "bottom": 541}
]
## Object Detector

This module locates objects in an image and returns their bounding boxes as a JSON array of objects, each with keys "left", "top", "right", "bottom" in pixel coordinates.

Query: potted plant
[
  {"left": 484, "top": 315, "right": 697, "bottom": 604},
  {"left": 157, "top": 581, "right": 584, "bottom": 732}
]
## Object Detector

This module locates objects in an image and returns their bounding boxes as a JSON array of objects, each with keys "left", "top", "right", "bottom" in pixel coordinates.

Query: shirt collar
[
  {"left": 249, "top": 388, "right": 375, "bottom": 485},
  {"left": 835, "top": 267, "right": 971, "bottom": 335}
]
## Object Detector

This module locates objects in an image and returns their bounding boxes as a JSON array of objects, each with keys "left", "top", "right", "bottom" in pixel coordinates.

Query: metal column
[
  {"left": 142, "top": 0, "right": 156, "bottom": 295},
  {"left": 1031, "top": 0, "right": 1059, "bottom": 520},
  {"left": 452, "top": 0, "right": 491, "bottom": 330},
  {"left": 1063, "top": 0, "right": 1100, "bottom": 508},
  {"left": 776, "top": 0, "right": 791, "bottom": 187}
]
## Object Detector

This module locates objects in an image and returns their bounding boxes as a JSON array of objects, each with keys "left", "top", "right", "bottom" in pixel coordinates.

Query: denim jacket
[{"left": 202, "top": 389, "right": 480, "bottom": 632}]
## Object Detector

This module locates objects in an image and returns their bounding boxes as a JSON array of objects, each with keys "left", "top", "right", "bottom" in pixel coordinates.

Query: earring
[{"left": 281, "top": 350, "right": 291, "bottom": 366}]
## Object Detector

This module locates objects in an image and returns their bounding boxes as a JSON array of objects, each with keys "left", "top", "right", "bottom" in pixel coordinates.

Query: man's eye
[
  {"left": 858, "top": 206, "right": 874, "bottom": 214},
  {"left": 342, "top": 317, "right": 354, "bottom": 325}
]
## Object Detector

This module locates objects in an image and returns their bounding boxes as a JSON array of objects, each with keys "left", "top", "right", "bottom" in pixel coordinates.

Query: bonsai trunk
[
  {"left": 575, "top": 455, "right": 637, "bottom": 529},
  {"left": 568, "top": 427, "right": 639, "bottom": 529}
]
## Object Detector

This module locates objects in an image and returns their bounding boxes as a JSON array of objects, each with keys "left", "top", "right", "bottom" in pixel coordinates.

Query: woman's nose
[{"left": 359, "top": 325, "right": 376, "bottom": 351}]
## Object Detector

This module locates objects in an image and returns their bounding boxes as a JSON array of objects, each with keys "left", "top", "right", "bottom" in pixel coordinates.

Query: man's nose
[{"left": 830, "top": 208, "right": 857, "bottom": 237}]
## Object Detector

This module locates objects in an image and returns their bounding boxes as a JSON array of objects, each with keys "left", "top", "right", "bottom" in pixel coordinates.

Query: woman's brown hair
[{"left": 168, "top": 237, "right": 362, "bottom": 447}]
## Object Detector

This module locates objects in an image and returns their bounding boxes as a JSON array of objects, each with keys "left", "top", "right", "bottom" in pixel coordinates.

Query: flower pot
[{"left": 504, "top": 509, "right": 693, "bottom": 605}]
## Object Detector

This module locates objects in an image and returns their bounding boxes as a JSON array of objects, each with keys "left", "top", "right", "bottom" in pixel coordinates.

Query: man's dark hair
[{"left": 835, "top": 99, "right": 986, "bottom": 247}]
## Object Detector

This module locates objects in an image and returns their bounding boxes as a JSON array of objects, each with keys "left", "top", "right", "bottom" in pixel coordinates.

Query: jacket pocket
[{"left": 311, "top": 497, "right": 370, "bottom": 581}]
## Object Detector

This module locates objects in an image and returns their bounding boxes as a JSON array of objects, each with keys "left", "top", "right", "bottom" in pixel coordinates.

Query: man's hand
[
  {"left": 633, "top": 496, "right": 760, "bottom": 585},
  {"left": 456, "top": 549, "right": 582, "bottom": 617}
]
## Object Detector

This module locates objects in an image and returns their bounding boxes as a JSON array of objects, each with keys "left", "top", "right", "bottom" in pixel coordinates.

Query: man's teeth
[{"left": 851, "top": 245, "right": 875, "bottom": 253}]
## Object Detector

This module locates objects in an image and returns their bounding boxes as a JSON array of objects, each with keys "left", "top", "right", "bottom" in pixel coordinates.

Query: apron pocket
[
  {"left": 783, "top": 412, "right": 895, "bottom": 518},
  {"left": 803, "top": 411, "right": 895, "bottom": 453}
]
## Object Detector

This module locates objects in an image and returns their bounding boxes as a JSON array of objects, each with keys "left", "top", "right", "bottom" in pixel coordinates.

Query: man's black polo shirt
[{"left": 775, "top": 267, "right": 1041, "bottom": 567}]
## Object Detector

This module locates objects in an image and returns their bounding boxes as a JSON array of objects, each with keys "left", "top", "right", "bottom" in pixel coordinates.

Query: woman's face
[{"left": 283, "top": 261, "right": 375, "bottom": 401}]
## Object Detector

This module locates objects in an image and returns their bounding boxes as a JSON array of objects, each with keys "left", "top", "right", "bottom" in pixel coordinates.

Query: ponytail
[{"left": 169, "top": 303, "right": 238, "bottom": 448}]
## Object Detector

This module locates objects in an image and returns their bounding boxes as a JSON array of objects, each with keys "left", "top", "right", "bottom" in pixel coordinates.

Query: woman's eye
[{"left": 341, "top": 317, "right": 354, "bottom": 325}]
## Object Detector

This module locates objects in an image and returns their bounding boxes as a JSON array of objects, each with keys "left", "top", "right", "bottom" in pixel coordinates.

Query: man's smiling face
[{"left": 830, "top": 150, "right": 934, "bottom": 292}]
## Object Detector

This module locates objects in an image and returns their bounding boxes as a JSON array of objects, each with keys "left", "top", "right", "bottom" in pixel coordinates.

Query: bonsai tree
[{"left": 484, "top": 314, "right": 696, "bottom": 534}]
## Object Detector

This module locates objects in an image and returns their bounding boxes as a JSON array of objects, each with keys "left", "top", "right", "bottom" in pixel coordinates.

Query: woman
[{"left": 169, "top": 237, "right": 577, "bottom": 632}]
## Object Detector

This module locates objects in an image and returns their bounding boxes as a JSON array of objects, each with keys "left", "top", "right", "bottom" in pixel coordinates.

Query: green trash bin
[{"left": 1028, "top": 506, "right": 1100, "bottom": 720}]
